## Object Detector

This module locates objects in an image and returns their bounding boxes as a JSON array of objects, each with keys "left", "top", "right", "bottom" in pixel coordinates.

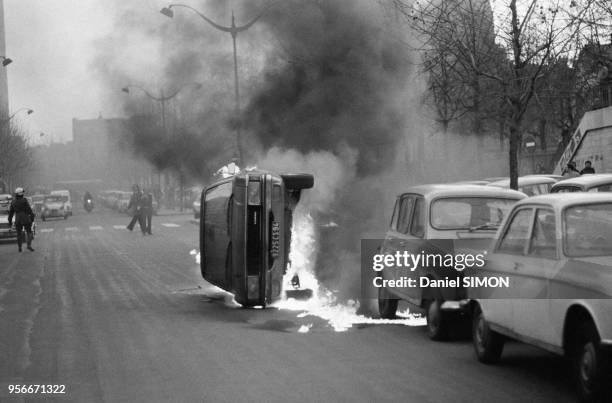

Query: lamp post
[
  {"left": 1, "top": 108, "right": 33, "bottom": 124},
  {"left": 121, "top": 83, "right": 201, "bottom": 211},
  {"left": 160, "top": 4, "right": 270, "bottom": 166}
]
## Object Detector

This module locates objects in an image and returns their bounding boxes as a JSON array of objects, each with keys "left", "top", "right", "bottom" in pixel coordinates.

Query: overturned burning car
[{"left": 199, "top": 170, "right": 314, "bottom": 307}]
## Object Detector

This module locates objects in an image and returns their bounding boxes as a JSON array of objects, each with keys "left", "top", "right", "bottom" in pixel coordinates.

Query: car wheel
[
  {"left": 378, "top": 285, "right": 398, "bottom": 319},
  {"left": 573, "top": 321, "right": 609, "bottom": 402},
  {"left": 472, "top": 304, "right": 504, "bottom": 363},
  {"left": 426, "top": 299, "right": 450, "bottom": 340}
]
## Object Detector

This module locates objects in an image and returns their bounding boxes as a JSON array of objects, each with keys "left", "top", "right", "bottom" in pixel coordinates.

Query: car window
[
  {"left": 390, "top": 199, "right": 399, "bottom": 230},
  {"left": 44, "top": 196, "right": 63, "bottom": 203},
  {"left": 528, "top": 209, "right": 557, "bottom": 259},
  {"left": 564, "top": 203, "right": 612, "bottom": 257},
  {"left": 553, "top": 186, "right": 580, "bottom": 193},
  {"left": 396, "top": 195, "right": 415, "bottom": 234},
  {"left": 430, "top": 197, "right": 517, "bottom": 230},
  {"left": 410, "top": 198, "right": 425, "bottom": 237},
  {"left": 589, "top": 184, "right": 612, "bottom": 192},
  {"left": 497, "top": 208, "right": 533, "bottom": 254}
]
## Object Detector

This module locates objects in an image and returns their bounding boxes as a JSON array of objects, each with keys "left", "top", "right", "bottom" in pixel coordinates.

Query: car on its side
[
  {"left": 49, "top": 190, "right": 72, "bottom": 216},
  {"left": 487, "top": 175, "right": 558, "bottom": 196},
  {"left": 41, "top": 195, "right": 70, "bottom": 220},
  {"left": 551, "top": 173, "right": 612, "bottom": 193},
  {"left": 470, "top": 193, "right": 612, "bottom": 401},
  {"left": 378, "top": 184, "right": 526, "bottom": 340}
]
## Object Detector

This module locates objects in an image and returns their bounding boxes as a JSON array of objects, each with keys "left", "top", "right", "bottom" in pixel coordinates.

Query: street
[{"left": 0, "top": 208, "right": 579, "bottom": 403}]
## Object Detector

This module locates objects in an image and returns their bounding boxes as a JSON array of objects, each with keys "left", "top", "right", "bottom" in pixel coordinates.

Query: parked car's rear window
[
  {"left": 431, "top": 197, "right": 517, "bottom": 230},
  {"left": 564, "top": 203, "right": 612, "bottom": 257},
  {"left": 44, "top": 196, "right": 64, "bottom": 203}
]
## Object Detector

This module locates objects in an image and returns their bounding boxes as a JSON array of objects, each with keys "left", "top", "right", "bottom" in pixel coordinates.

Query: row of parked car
[{"left": 377, "top": 173, "right": 612, "bottom": 402}]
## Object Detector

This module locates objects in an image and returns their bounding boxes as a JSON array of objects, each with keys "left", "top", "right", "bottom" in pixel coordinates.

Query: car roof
[
  {"left": 515, "top": 192, "right": 612, "bottom": 208},
  {"left": 551, "top": 173, "right": 612, "bottom": 188},
  {"left": 487, "top": 176, "right": 557, "bottom": 188},
  {"left": 400, "top": 184, "right": 526, "bottom": 199}
]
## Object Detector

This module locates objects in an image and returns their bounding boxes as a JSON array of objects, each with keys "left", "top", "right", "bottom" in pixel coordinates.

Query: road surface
[{"left": 0, "top": 208, "right": 578, "bottom": 402}]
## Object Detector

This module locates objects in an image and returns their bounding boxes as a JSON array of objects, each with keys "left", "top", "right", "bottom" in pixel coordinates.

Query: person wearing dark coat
[
  {"left": 8, "top": 187, "right": 35, "bottom": 252},
  {"left": 142, "top": 190, "right": 153, "bottom": 235},
  {"left": 126, "top": 184, "right": 145, "bottom": 234},
  {"left": 580, "top": 160, "right": 596, "bottom": 175}
]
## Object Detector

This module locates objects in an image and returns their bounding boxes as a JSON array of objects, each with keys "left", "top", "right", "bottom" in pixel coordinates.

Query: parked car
[
  {"left": 41, "top": 195, "right": 70, "bottom": 220},
  {"left": 551, "top": 173, "right": 612, "bottom": 193},
  {"left": 117, "top": 191, "right": 132, "bottom": 213},
  {"left": 487, "top": 175, "right": 558, "bottom": 196},
  {"left": 49, "top": 190, "right": 73, "bottom": 216},
  {"left": 0, "top": 194, "right": 15, "bottom": 241},
  {"left": 470, "top": 193, "right": 612, "bottom": 401},
  {"left": 377, "top": 184, "right": 526, "bottom": 340}
]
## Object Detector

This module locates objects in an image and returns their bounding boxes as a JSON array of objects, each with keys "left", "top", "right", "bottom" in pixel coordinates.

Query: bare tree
[
  {"left": 0, "top": 122, "right": 33, "bottom": 190},
  {"left": 394, "top": 0, "right": 588, "bottom": 189}
]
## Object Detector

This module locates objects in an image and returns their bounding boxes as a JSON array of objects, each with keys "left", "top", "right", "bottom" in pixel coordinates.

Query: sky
[{"left": 4, "top": 0, "right": 159, "bottom": 144}]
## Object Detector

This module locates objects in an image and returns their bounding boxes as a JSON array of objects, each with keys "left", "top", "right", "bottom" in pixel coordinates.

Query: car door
[
  {"left": 481, "top": 207, "right": 534, "bottom": 331},
  {"left": 512, "top": 207, "right": 561, "bottom": 345}
]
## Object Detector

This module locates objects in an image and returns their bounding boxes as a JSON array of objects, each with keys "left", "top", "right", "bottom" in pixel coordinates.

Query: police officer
[
  {"left": 8, "top": 187, "right": 35, "bottom": 252},
  {"left": 126, "top": 184, "right": 145, "bottom": 233}
]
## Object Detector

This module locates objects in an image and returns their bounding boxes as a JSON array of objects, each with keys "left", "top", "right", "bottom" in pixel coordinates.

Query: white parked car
[
  {"left": 471, "top": 193, "right": 612, "bottom": 401},
  {"left": 49, "top": 190, "right": 72, "bottom": 216}
]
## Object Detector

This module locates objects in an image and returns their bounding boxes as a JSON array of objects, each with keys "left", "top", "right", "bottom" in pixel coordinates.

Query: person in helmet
[{"left": 8, "top": 187, "right": 35, "bottom": 252}]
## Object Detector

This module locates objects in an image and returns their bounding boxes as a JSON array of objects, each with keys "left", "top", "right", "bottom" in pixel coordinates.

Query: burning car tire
[
  {"left": 378, "top": 284, "right": 398, "bottom": 319},
  {"left": 280, "top": 174, "right": 314, "bottom": 191}
]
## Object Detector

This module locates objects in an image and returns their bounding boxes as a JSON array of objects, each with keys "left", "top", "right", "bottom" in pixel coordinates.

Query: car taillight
[{"left": 247, "top": 276, "right": 259, "bottom": 299}]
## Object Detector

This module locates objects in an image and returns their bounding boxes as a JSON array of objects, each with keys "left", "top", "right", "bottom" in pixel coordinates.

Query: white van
[{"left": 49, "top": 190, "right": 73, "bottom": 216}]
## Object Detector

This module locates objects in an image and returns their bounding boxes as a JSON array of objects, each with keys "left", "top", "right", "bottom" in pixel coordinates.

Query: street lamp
[
  {"left": 1, "top": 56, "right": 12, "bottom": 67},
  {"left": 122, "top": 83, "right": 201, "bottom": 211},
  {"left": 160, "top": 3, "right": 270, "bottom": 165},
  {"left": 1, "top": 107, "right": 34, "bottom": 124}
]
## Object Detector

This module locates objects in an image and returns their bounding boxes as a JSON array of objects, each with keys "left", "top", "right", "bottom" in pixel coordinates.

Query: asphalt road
[{"left": 0, "top": 208, "right": 579, "bottom": 403}]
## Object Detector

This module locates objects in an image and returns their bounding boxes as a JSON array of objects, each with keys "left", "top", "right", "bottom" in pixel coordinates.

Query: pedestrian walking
[
  {"left": 562, "top": 161, "right": 580, "bottom": 178},
  {"left": 142, "top": 189, "right": 153, "bottom": 235},
  {"left": 126, "top": 184, "right": 145, "bottom": 234},
  {"left": 580, "top": 160, "right": 596, "bottom": 175},
  {"left": 8, "top": 187, "right": 35, "bottom": 252}
]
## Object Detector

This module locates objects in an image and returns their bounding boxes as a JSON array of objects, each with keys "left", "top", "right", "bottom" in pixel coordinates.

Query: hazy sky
[{"left": 4, "top": 0, "right": 158, "bottom": 144}]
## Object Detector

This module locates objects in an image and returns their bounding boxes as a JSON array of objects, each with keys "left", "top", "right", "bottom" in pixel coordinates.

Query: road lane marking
[
  {"left": 89, "top": 226, "right": 103, "bottom": 230},
  {"left": 65, "top": 227, "right": 79, "bottom": 231},
  {"left": 113, "top": 225, "right": 126, "bottom": 230},
  {"left": 161, "top": 223, "right": 180, "bottom": 228},
  {"left": 39, "top": 228, "right": 54, "bottom": 233}
]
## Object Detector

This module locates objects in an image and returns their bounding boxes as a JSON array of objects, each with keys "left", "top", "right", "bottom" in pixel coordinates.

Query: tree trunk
[{"left": 509, "top": 126, "right": 520, "bottom": 190}]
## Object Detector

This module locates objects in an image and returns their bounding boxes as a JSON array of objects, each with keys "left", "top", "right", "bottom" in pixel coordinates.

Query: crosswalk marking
[
  {"left": 113, "top": 225, "right": 125, "bottom": 230},
  {"left": 65, "top": 227, "right": 79, "bottom": 232},
  {"left": 90, "top": 226, "right": 103, "bottom": 230},
  {"left": 39, "top": 228, "right": 54, "bottom": 233},
  {"left": 161, "top": 223, "right": 180, "bottom": 228}
]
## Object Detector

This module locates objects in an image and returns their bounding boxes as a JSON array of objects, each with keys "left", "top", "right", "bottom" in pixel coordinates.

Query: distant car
[
  {"left": 31, "top": 194, "right": 45, "bottom": 214},
  {"left": 0, "top": 194, "right": 16, "bottom": 240},
  {"left": 470, "top": 193, "right": 612, "bottom": 401},
  {"left": 41, "top": 195, "right": 70, "bottom": 220},
  {"left": 49, "top": 190, "right": 72, "bottom": 216},
  {"left": 117, "top": 192, "right": 132, "bottom": 213},
  {"left": 377, "top": 184, "right": 526, "bottom": 340},
  {"left": 551, "top": 173, "right": 612, "bottom": 193},
  {"left": 193, "top": 197, "right": 201, "bottom": 219},
  {"left": 487, "top": 176, "right": 557, "bottom": 196}
]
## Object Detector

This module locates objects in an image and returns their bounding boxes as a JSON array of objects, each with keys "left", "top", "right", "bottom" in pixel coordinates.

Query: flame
[{"left": 273, "top": 213, "right": 426, "bottom": 332}]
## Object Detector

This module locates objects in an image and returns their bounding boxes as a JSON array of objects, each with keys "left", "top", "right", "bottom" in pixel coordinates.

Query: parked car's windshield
[
  {"left": 587, "top": 184, "right": 612, "bottom": 192},
  {"left": 564, "top": 203, "right": 612, "bottom": 257},
  {"left": 431, "top": 197, "right": 517, "bottom": 230}
]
